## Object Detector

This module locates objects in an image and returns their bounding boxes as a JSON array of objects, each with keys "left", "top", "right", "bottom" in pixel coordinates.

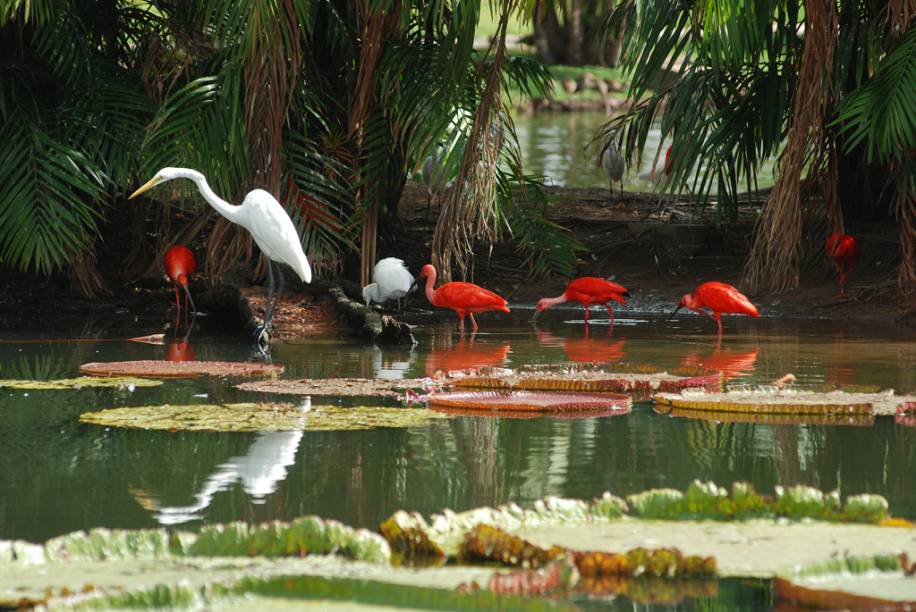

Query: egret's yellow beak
[{"left": 129, "top": 177, "right": 161, "bottom": 200}]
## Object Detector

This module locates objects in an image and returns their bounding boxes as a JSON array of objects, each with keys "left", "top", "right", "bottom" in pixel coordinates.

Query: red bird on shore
[
  {"left": 669, "top": 281, "right": 759, "bottom": 337},
  {"left": 420, "top": 264, "right": 510, "bottom": 332},
  {"left": 533, "top": 277, "right": 630, "bottom": 324},
  {"left": 164, "top": 244, "right": 196, "bottom": 325},
  {"left": 826, "top": 232, "right": 860, "bottom": 296}
]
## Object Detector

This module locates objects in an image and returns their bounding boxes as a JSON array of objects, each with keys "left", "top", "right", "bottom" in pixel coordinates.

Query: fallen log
[{"left": 328, "top": 285, "right": 416, "bottom": 345}]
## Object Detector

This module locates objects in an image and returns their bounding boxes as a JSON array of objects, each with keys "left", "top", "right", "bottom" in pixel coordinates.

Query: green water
[
  {"left": 2, "top": 312, "right": 914, "bottom": 546},
  {"left": 514, "top": 111, "right": 778, "bottom": 191}
]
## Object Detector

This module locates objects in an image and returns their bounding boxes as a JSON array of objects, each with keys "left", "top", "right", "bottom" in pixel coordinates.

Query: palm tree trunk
[
  {"left": 744, "top": 0, "right": 838, "bottom": 293},
  {"left": 350, "top": 1, "right": 401, "bottom": 288}
]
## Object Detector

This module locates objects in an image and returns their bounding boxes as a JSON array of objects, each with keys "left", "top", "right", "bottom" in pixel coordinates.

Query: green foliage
[
  {"left": 602, "top": 0, "right": 915, "bottom": 217},
  {"left": 2, "top": 0, "right": 577, "bottom": 282},
  {"left": 835, "top": 28, "right": 916, "bottom": 165}
]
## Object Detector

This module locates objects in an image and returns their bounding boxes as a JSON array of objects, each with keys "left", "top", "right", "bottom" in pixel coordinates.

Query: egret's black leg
[
  {"left": 255, "top": 261, "right": 276, "bottom": 345},
  {"left": 268, "top": 265, "right": 285, "bottom": 329}
]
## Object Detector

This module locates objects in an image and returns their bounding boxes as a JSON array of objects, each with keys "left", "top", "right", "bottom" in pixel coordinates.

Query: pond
[
  {"left": 1, "top": 310, "right": 913, "bottom": 607},
  {"left": 513, "top": 110, "right": 779, "bottom": 192}
]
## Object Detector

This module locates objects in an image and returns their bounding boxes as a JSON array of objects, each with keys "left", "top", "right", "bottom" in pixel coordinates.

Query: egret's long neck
[
  {"left": 423, "top": 269, "right": 438, "bottom": 305},
  {"left": 183, "top": 170, "right": 242, "bottom": 222}
]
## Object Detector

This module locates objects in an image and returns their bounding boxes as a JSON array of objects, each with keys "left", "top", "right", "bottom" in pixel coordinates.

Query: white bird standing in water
[
  {"left": 130, "top": 167, "right": 312, "bottom": 343},
  {"left": 363, "top": 257, "right": 415, "bottom": 311},
  {"left": 602, "top": 144, "right": 625, "bottom": 198}
]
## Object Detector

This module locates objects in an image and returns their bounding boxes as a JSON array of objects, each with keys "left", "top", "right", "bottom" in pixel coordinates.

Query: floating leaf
[
  {"left": 238, "top": 377, "right": 434, "bottom": 399},
  {"left": 80, "top": 360, "right": 284, "bottom": 379},
  {"left": 776, "top": 555, "right": 916, "bottom": 608},
  {"left": 448, "top": 364, "right": 721, "bottom": 396},
  {"left": 656, "top": 405, "right": 876, "bottom": 426},
  {"left": 625, "top": 480, "right": 890, "bottom": 523},
  {"left": 379, "top": 514, "right": 447, "bottom": 567},
  {"left": 79, "top": 403, "right": 450, "bottom": 432},
  {"left": 655, "top": 388, "right": 916, "bottom": 416},
  {"left": 459, "top": 524, "right": 566, "bottom": 569},
  {"left": 574, "top": 547, "right": 716, "bottom": 579},
  {"left": 479, "top": 558, "right": 580, "bottom": 596},
  {"left": 0, "top": 376, "right": 162, "bottom": 390},
  {"left": 428, "top": 390, "right": 632, "bottom": 414}
]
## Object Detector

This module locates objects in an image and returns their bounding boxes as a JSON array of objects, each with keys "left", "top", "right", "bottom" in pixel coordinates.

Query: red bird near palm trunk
[
  {"left": 420, "top": 264, "right": 510, "bottom": 332},
  {"left": 164, "top": 244, "right": 196, "bottom": 326},
  {"left": 826, "top": 232, "right": 860, "bottom": 296},
  {"left": 533, "top": 277, "right": 630, "bottom": 324},
  {"left": 669, "top": 281, "right": 759, "bottom": 337}
]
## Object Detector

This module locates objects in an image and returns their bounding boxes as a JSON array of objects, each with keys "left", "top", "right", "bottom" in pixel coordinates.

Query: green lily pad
[
  {"left": 775, "top": 555, "right": 915, "bottom": 608},
  {"left": 79, "top": 403, "right": 450, "bottom": 432},
  {"left": 0, "top": 376, "right": 162, "bottom": 390},
  {"left": 655, "top": 388, "right": 916, "bottom": 416}
]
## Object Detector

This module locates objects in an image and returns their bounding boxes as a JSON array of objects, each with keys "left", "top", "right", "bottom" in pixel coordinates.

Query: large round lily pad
[
  {"left": 237, "top": 377, "right": 433, "bottom": 399},
  {"left": 655, "top": 388, "right": 916, "bottom": 416},
  {"left": 79, "top": 403, "right": 449, "bottom": 432},
  {"left": 428, "top": 390, "right": 631, "bottom": 415},
  {"left": 448, "top": 364, "right": 721, "bottom": 396},
  {"left": 0, "top": 376, "right": 162, "bottom": 390},
  {"left": 80, "top": 360, "right": 284, "bottom": 379},
  {"left": 655, "top": 405, "right": 876, "bottom": 427}
]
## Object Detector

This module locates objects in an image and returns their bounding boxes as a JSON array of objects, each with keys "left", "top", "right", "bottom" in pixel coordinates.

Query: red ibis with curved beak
[
  {"left": 164, "top": 244, "right": 196, "bottom": 326},
  {"left": 826, "top": 232, "right": 860, "bottom": 296},
  {"left": 419, "top": 264, "right": 510, "bottom": 332},
  {"left": 533, "top": 277, "right": 630, "bottom": 324},
  {"left": 668, "top": 281, "right": 759, "bottom": 338}
]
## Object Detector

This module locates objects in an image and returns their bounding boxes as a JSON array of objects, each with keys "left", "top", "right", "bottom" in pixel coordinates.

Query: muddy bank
[{"left": 0, "top": 183, "right": 912, "bottom": 337}]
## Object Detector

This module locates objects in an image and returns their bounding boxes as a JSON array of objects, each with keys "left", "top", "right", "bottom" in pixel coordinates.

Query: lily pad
[
  {"left": 79, "top": 403, "right": 450, "bottom": 432},
  {"left": 655, "top": 388, "right": 916, "bottom": 416},
  {"left": 655, "top": 405, "right": 876, "bottom": 427},
  {"left": 0, "top": 376, "right": 162, "bottom": 390},
  {"left": 428, "top": 390, "right": 632, "bottom": 414},
  {"left": 80, "top": 360, "right": 283, "bottom": 379},
  {"left": 448, "top": 364, "right": 721, "bottom": 396},
  {"left": 237, "top": 377, "right": 434, "bottom": 399},
  {"left": 775, "top": 555, "right": 915, "bottom": 608}
]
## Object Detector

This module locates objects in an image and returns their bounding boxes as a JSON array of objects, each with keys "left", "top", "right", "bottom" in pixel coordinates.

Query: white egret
[
  {"left": 602, "top": 144, "right": 625, "bottom": 198},
  {"left": 130, "top": 168, "right": 312, "bottom": 342},
  {"left": 362, "top": 257, "right": 415, "bottom": 311}
]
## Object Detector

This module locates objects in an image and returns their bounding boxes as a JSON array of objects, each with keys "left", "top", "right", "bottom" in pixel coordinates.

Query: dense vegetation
[
  {"left": 608, "top": 0, "right": 915, "bottom": 293},
  {"left": 1, "top": 0, "right": 913, "bottom": 298},
  {"left": 0, "top": 0, "right": 580, "bottom": 295}
]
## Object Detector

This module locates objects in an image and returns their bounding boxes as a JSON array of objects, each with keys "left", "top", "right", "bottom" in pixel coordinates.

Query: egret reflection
[{"left": 130, "top": 402, "right": 308, "bottom": 525}]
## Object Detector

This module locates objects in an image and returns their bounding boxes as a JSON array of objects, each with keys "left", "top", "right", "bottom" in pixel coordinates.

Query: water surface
[{"left": 2, "top": 312, "right": 913, "bottom": 545}]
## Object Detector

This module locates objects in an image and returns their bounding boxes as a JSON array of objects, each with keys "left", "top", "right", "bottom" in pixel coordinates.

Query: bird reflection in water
[
  {"left": 424, "top": 336, "right": 511, "bottom": 377},
  {"left": 371, "top": 346, "right": 416, "bottom": 380},
  {"left": 681, "top": 347, "right": 759, "bottom": 381},
  {"left": 536, "top": 325, "right": 626, "bottom": 363},
  {"left": 129, "top": 401, "right": 308, "bottom": 525}
]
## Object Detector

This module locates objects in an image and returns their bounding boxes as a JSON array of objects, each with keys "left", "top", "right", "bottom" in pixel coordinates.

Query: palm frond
[{"left": 0, "top": 117, "right": 105, "bottom": 275}]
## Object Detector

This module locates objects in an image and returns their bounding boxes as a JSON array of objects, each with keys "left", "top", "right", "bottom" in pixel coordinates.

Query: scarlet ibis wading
[
  {"left": 533, "top": 277, "right": 630, "bottom": 324},
  {"left": 130, "top": 168, "right": 312, "bottom": 344},
  {"left": 419, "top": 264, "right": 510, "bottom": 332},
  {"left": 669, "top": 281, "right": 759, "bottom": 337},
  {"left": 164, "top": 244, "right": 196, "bottom": 326},
  {"left": 826, "top": 232, "right": 860, "bottom": 296}
]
